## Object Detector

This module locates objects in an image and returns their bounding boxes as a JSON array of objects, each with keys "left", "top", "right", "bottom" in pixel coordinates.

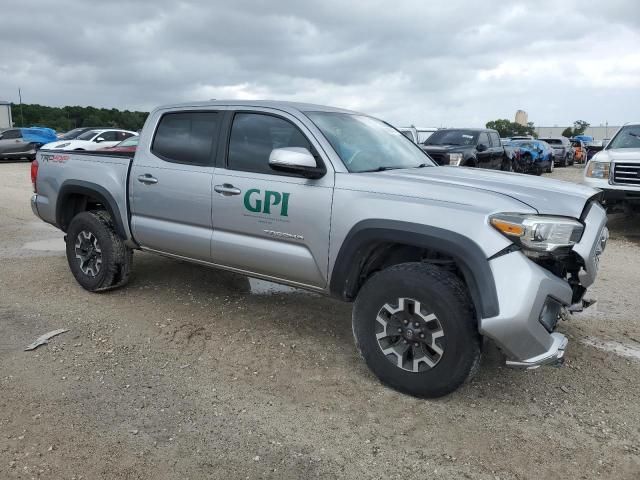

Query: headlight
[
  {"left": 448, "top": 153, "right": 463, "bottom": 166},
  {"left": 490, "top": 213, "right": 584, "bottom": 252},
  {"left": 585, "top": 161, "right": 610, "bottom": 179},
  {"left": 55, "top": 143, "right": 71, "bottom": 149}
]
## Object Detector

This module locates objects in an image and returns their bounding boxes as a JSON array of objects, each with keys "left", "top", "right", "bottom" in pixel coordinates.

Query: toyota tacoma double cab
[{"left": 31, "top": 100, "right": 609, "bottom": 398}]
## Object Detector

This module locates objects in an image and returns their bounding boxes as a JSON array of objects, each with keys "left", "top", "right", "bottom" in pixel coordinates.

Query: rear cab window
[{"left": 151, "top": 111, "right": 220, "bottom": 165}]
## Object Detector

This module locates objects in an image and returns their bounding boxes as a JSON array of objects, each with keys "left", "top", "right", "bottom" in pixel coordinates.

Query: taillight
[{"left": 31, "top": 159, "right": 39, "bottom": 193}]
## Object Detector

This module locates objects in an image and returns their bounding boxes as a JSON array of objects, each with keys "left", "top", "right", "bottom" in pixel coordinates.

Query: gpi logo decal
[{"left": 244, "top": 189, "right": 290, "bottom": 217}]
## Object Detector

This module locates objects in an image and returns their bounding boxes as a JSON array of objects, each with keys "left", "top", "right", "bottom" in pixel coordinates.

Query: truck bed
[{"left": 33, "top": 149, "right": 135, "bottom": 244}]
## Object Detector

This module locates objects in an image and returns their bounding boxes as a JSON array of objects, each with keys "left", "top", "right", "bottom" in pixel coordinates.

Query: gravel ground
[{"left": 1, "top": 162, "right": 639, "bottom": 479}]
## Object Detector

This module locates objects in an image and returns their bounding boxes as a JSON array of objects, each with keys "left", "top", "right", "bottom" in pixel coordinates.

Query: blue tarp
[{"left": 21, "top": 127, "right": 57, "bottom": 144}]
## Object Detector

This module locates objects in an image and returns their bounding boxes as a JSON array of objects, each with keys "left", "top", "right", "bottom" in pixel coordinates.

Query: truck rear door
[
  {"left": 129, "top": 110, "right": 221, "bottom": 261},
  {"left": 210, "top": 109, "right": 334, "bottom": 288}
]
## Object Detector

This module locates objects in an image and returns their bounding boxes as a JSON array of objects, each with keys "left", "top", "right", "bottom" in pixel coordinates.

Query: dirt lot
[{"left": 1, "top": 162, "right": 639, "bottom": 479}]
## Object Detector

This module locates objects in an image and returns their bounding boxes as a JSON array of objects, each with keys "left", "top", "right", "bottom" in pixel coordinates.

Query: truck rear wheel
[
  {"left": 65, "top": 211, "right": 133, "bottom": 292},
  {"left": 352, "top": 262, "right": 481, "bottom": 398}
]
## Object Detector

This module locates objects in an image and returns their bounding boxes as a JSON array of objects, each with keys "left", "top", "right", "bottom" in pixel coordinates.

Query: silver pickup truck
[{"left": 31, "top": 100, "right": 609, "bottom": 398}]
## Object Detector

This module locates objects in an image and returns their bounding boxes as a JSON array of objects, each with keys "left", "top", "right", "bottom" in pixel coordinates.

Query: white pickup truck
[{"left": 583, "top": 122, "right": 640, "bottom": 212}]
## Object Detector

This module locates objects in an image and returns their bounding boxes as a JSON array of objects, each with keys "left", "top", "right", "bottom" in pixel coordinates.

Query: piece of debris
[
  {"left": 560, "top": 385, "right": 570, "bottom": 394},
  {"left": 24, "top": 329, "right": 68, "bottom": 351}
]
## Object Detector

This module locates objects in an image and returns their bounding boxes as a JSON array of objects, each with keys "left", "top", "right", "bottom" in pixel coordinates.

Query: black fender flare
[
  {"left": 56, "top": 180, "right": 127, "bottom": 239},
  {"left": 329, "top": 220, "right": 499, "bottom": 318}
]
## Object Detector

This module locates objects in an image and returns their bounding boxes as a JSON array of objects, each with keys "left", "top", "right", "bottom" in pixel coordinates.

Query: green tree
[
  {"left": 485, "top": 119, "right": 536, "bottom": 138},
  {"left": 9, "top": 103, "right": 149, "bottom": 132},
  {"left": 561, "top": 120, "right": 590, "bottom": 138}
]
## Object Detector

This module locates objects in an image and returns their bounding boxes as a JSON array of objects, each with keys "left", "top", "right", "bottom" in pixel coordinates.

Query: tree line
[
  {"left": 485, "top": 118, "right": 591, "bottom": 139},
  {"left": 10, "top": 103, "right": 149, "bottom": 133}
]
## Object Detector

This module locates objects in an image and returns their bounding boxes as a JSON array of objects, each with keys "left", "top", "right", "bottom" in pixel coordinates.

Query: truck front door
[
  {"left": 129, "top": 110, "right": 220, "bottom": 261},
  {"left": 211, "top": 110, "right": 334, "bottom": 288}
]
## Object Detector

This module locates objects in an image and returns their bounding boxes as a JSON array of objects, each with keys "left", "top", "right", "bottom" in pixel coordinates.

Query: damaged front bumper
[{"left": 480, "top": 202, "right": 608, "bottom": 369}]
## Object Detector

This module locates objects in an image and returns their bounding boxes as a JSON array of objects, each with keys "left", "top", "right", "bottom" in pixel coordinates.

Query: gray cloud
[{"left": 1, "top": 0, "right": 639, "bottom": 127}]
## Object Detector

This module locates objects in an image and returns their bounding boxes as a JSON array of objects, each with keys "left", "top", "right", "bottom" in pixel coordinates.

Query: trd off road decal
[{"left": 244, "top": 189, "right": 290, "bottom": 217}]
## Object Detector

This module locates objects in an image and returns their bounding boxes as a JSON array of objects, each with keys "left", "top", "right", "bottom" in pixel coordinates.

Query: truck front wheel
[
  {"left": 65, "top": 211, "right": 133, "bottom": 292},
  {"left": 352, "top": 262, "right": 481, "bottom": 398}
]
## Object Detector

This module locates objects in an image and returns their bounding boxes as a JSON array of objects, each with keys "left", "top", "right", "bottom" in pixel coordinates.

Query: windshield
[
  {"left": 540, "top": 139, "right": 562, "bottom": 145},
  {"left": 77, "top": 130, "right": 100, "bottom": 141},
  {"left": 607, "top": 125, "right": 640, "bottom": 150},
  {"left": 116, "top": 136, "right": 139, "bottom": 147},
  {"left": 306, "top": 112, "right": 434, "bottom": 172},
  {"left": 60, "top": 128, "right": 87, "bottom": 140},
  {"left": 424, "top": 130, "right": 477, "bottom": 146}
]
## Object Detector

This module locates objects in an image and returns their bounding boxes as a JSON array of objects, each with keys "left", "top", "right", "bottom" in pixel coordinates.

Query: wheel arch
[
  {"left": 329, "top": 220, "right": 499, "bottom": 319},
  {"left": 56, "top": 180, "right": 126, "bottom": 239}
]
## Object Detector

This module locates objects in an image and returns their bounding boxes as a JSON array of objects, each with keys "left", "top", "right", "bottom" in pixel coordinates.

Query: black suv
[{"left": 420, "top": 128, "right": 510, "bottom": 170}]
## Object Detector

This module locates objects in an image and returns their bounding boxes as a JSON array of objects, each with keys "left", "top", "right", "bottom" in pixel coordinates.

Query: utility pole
[{"left": 18, "top": 88, "right": 25, "bottom": 127}]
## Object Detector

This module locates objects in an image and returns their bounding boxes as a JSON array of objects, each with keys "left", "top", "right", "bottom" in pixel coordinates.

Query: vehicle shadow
[{"left": 126, "top": 251, "right": 356, "bottom": 350}]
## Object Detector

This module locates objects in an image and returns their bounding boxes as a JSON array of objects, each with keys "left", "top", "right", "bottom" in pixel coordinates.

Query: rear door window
[
  {"left": 151, "top": 111, "right": 220, "bottom": 165},
  {"left": 489, "top": 132, "right": 501, "bottom": 147}
]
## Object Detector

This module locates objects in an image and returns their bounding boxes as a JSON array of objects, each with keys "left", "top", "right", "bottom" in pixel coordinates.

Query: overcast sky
[{"left": 1, "top": 0, "right": 639, "bottom": 127}]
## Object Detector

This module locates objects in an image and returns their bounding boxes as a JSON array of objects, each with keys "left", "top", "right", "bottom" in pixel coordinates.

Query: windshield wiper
[{"left": 360, "top": 166, "right": 401, "bottom": 172}]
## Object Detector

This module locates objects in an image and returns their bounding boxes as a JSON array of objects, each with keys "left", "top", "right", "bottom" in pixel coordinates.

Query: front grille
[{"left": 613, "top": 163, "right": 640, "bottom": 186}]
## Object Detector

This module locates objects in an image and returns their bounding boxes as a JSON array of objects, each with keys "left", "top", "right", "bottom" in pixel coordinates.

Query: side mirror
[
  {"left": 269, "top": 147, "right": 325, "bottom": 179},
  {"left": 476, "top": 143, "right": 487, "bottom": 152},
  {"left": 95, "top": 137, "right": 105, "bottom": 143}
]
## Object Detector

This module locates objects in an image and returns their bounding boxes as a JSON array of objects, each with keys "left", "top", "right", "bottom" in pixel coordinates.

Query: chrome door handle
[
  {"left": 137, "top": 174, "right": 158, "bottom": 185},
  {"left": 214, "top": 184, "right": 241, "bottom": 196}
]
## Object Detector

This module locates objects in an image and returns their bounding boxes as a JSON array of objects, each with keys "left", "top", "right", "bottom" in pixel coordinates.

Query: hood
[
  {"left": 345, "top": 166, "right": 598, "bottom": 218},
  {"left": 594, "top": 148, "right": 640, "bottom": 163}
]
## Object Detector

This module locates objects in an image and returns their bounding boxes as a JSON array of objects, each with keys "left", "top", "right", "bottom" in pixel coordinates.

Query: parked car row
[
  {"left": 0, "top": 126, "right": 140, "bottom": 161},
  {"left": 42, "top": 129, "right": 138, "bottom": 151},
  {"left": 398, "top": 127, "right": 580, "bottom": 175}
]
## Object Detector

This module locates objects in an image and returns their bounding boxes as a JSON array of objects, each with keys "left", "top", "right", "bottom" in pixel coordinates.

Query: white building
[
  {"left": 535, "top": 125, "right": 621, "bottom": 141},
  {"left": 0, "top": 101, "right": 12, "bottom": 129}
]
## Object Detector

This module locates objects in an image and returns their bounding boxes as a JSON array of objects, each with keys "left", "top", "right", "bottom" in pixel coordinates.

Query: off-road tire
[
  {"left": 352, "top": 262, "right": 481, "bottom": 398},
  {"left": 500, "top": 156, "right": 513, "bottom": 172},
  {"left": 65, "top": 210, "right": 133, "bottom": 292}
]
